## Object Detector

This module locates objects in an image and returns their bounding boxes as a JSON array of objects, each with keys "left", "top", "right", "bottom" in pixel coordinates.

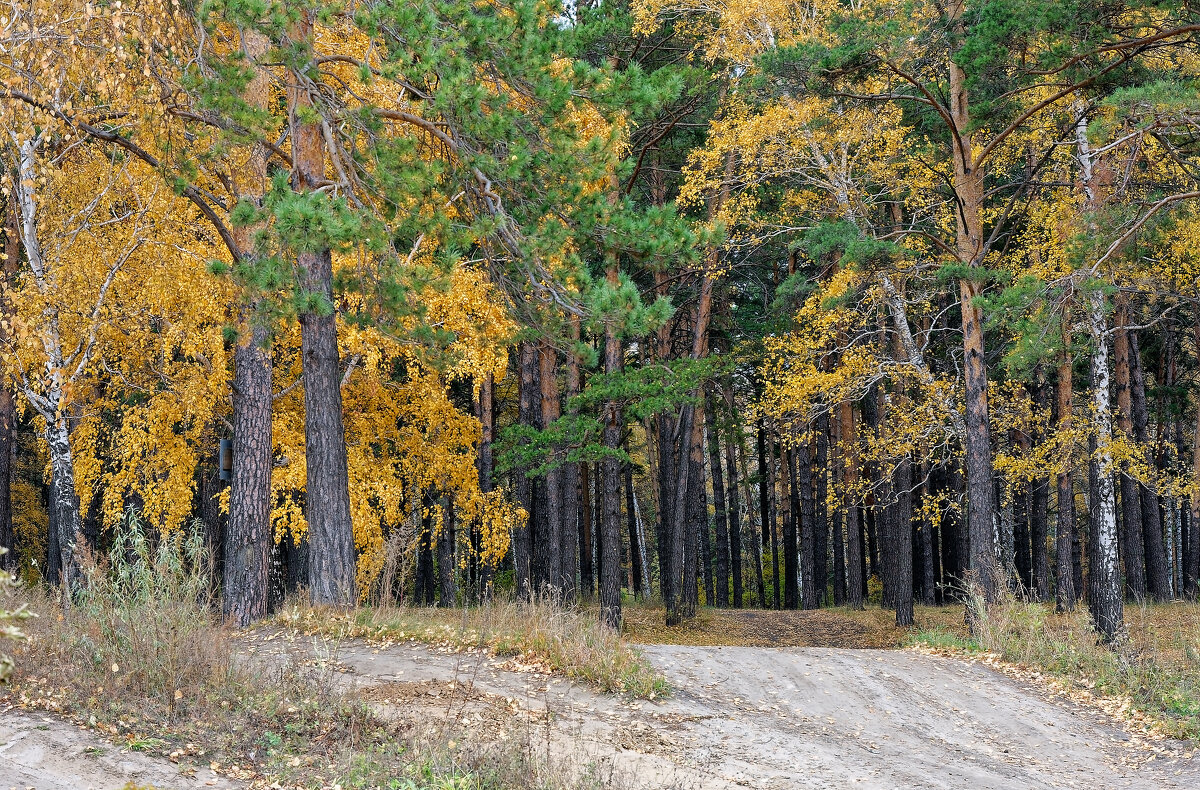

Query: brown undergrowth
[
  {"left": 4, "top": 520, "right": 627, "bottom": 789},
  {"left": 621, "top": 600, "right": 963, "bottom": 648},
  {"left": 909, "top": 589, "right": 1200, "bottom": 742}
]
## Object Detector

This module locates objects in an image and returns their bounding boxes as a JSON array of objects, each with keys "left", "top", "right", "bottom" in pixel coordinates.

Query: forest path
[
  {"left": 250, "top": 633, "right": 1200, "bottom": 790},
  {"left": 0, "top": 707, "right": 241, "bottom": 790}
]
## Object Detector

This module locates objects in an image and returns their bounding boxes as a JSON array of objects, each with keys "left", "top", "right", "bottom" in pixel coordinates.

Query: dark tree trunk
[
  {"left": 513, "top": 342, "right": 537, "bottom": 596},
  {"left": 223, "top": 323, "right": 273, "bottom": 626},
  {"left": 919, "top": 464, "right": 936, "bottom": 606},
  {"left": 757, "top": 420, "right": 779, "bottom": 608},
  {"left": 723, "top": 379, "right": 744, "bottom": 608},
  {"left": 656, "top": 411, "right": 677, "bottom": 608},
  {"left": 1030, "top": 372, "right": 1052, "bottom": 601},
  {"left": 289, "top": 13, "right": 356, "bottom": 606},
  {"left": 599, "top": 299, "right": 623, "bottom": 628},
  {"left": 580, "top": 461, "right": 593, "bottom": 596},
  {"left": 894, "top": 457, "right": 915, "bottom": 626},
  {"left": 416, "top": 507, "right": 435, "bottom": 605},
  {"left": 46, "top": 478, "right": 60, "bottom": 584},
  {"left": 795, "top": 444, "right": 816, "bottom": 610},
  {"left": 1012, "top": 431, "right": 1032, "bottom": 593},
  {"left": 706, "top": 390, "right": 730, "bottom": 607},
  {"left": 840, "top": 399, "right": 864, "bottom": 610},
  {"left": 0, "top": 382, "right": 12, "bottom": 572},
  {"left": 815, "top": 418, "right": 830, "bottom": 605},
  {"left": 1056, "top": 346, "right": 1077, "bottom": 612},
  {"left": 1130, "top": 330, "right": 1171, "bottom": 600},
  {"left": 685, "top": 407, "right": 706, "bottom": 613},
  {"left": 537, "top": 343, "right": 563, "bottom": 594},
  {"left": 475, "top": 373, "right": 495, "bottom": 597},
  {"left": 1113, "top": 305, "right": 1147, "bottom": 600},
  {"left": 625, "top": 463, "right": 643, "bottom": 597},
  {"left": 562, "top": 324, "right": 581, "bottom": 600},
  {"left": 437, "top": 499, "right": 456, "bottom": 606},
  {"left": 784, "top": 445, "right": 802, "bottom": 610}
]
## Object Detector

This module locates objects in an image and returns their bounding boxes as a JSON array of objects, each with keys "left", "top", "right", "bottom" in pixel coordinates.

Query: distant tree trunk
[
  {"left": 538, "top": 343, "right": 563, "bottom": 594},
  {"left": 723, "top": 380, "right": 744, "bottom": 607},
  {"left": 840, "top": 399, "right": 864, "bottom": 610},
  {"left": 224, "top": 322, "right": 273, "bottom": 626},
  {"left": 289, "top": 11, "right": 356, "bottom": 607},
  {"left": 438, "top": 499, "right": 456, "bottom": 606},
  {"left": 739, "top": 427, "right": 766, "bottom": 608},
  {"left": 1130, "top": 330, "right": 1171, "bottom": 600},
  {"left": 815, "top": 418, "right": 830, "bottom": 605},
  {"left": 1012, "top": 431, "right": 1032, "bottom": 592},
  {"left": 796, "top": 444, "right": 817, "bottom": 610},
  {"left": 514, "top": 342, "right": 537, "bottom": 596},
  {"left": 706, "top": 391, "right": 730, "bottom": 607},
  {"left": 919, "top": 463, "right": 936, "bottom": 606},
  {"left": 415, "top": 500, "right": 435, "bottom": 606},
  {"left": 1056, "top": 341, "right": 1077, "bottom": 612},
  {"left": 476, "top": 373, "right": 495, "bottom": 597},
  {"left": 1031, "top": 371, "right": 1052, "bottom": 601},
  {"left": 685, "top": 405, "right": 706, "bottom": 614},
  {"left": 894, "top": 456, "right": 915, "bottom": 627},
  {"left": 0, "top": 382, "right": 12, "bottom": 573},
  {"left": 830, "top": 414, "right": 846, "bottom": 605},
  {"left": 625, "top": 463, "right": 643, "bottom": 597},
  {"left": 562, "top": 320, "right": 581, "bottom": 600},
  {"left": 1086, "top": 289, "right": 1123, "bottom": 642},
  {"left": 1189, "top": 317, "right": 1200, "bottom": 598},
  {"left": 579, "top": 461, "right": 593, "bottom": 597},
  {"left": 780, "top": 443, "right": 799, "bottom": 610},
  {"left": 1113, "top": 301, "right": 1147, "bottom": 600},
  {"left": 757, "top": 420, "right": 779, "bottom": 608}
]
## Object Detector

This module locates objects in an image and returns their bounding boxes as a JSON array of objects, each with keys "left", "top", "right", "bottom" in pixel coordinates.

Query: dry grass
[
  {"left": 4, "top": 519, "right": 631, "bottom": 789},
  {"left": 272, "top": 594, "right": 669, "bottom": 699},
  {"left": 909, "top": 590, "right": 1200, "bottom": 741}
]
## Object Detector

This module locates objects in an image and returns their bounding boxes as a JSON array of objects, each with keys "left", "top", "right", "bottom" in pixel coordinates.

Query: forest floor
[{"left": 6, "top": 604, "right": 1200, "bottom": 789}]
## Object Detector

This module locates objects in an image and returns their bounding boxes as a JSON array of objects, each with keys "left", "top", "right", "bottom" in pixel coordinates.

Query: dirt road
[
  {"left": 0, "top": 707, "right": 240, "bottom": 790},
  {"left": 255, "top": 636, "right": 1200, "bottom": 790},
  {"left": 5, "top": 637, "right": 1198, "bottom": 789}
]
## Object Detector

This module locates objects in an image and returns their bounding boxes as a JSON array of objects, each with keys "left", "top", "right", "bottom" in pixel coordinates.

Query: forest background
[{"left": 1, "top": 0, "right": 1200, "bottom": 650}]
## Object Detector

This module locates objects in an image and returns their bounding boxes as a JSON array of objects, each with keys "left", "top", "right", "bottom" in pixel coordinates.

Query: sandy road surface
[
  {"left": 0, "top": 708, "right": 240, "bottom": 790},
  {"left": 251, "top": 635, "right": 1200, "bottom": 790},
  {"left": 5, "top": 637, "right": 1199, "bottom": 789}
]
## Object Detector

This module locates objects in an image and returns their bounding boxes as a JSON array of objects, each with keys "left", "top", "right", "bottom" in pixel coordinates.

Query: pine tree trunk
[
  {"left": 919, "top": 463, "right": 937, "bottom": 606},
  {"left": 1031, "top": 373, "right": 1052, "bottom": 601},
  {"left": 1056, "top": 343, "right": 1078, "bottom": 612},
  {"left": 783, "top": 445, "right": 801, "bottom": 610},
  {"left": 625, "top": 463, "right": 643, "bottom": 597},
  {"left": 580, "top": 461, "right": 594, "bottom": 597},
  {"left": 758, "top": 420, "right": 778, "bottom": 608},
  {"left": 796, "top": 444, "right": 817, "bottom": 610},
  {"left": 476, "top": 373, "right": 495, "bottom": 597},
  {"left": 815, "top": 418, "right": 830, "bottom": 605},
  {"left": 685, "top": 408, "right": 705, "bottom": 614},
  {"left": 1130, "top": 330, "right": 1171, "bottom": 600},
  {"left": 840, "top": 399, "right": 864, "bottom": 609},
  {"left": 513, "top": 342, "right": 537, "bottom": 596},
  {"left": 894, "top": 456, "right": 915, "bottom": 626},
  {"left": 945, "top": 32, "right": 998, "bottom": 601},
  {"left": 706, "top": 391, "right": 730, "bottom": 607},
  {"left": 289, "top": 10, "right": 356, "bottom": 606},
  {"left": 562, "top": 322, "right": 581, "bottom": 600},
  {"left": 1113, "top": 302, "right": 1147, "bottom": 599},
  {"left": 538, "top": 343, "right": 563, "bottom": 594},
  {"left": 723, "top": 380, "right": 744, "bottom": 608},
  {"left": 224, "top": 323, "right": 273, "bottom": 626},
  {"left": 599, "top": 290, "right": 623, "bottom": 628},
  {"left": 1189, "top": 318, "right": 1200, "bottom": 598}
]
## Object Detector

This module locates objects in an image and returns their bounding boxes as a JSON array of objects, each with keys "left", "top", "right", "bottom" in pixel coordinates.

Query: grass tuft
[{"left": 272, "top": 594, "right": 669, "bottom": 699}]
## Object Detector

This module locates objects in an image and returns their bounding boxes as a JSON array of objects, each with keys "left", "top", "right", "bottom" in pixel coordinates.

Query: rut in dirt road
[{"left": 260, "top": 633, "right": 1200, "bottom": 790}]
